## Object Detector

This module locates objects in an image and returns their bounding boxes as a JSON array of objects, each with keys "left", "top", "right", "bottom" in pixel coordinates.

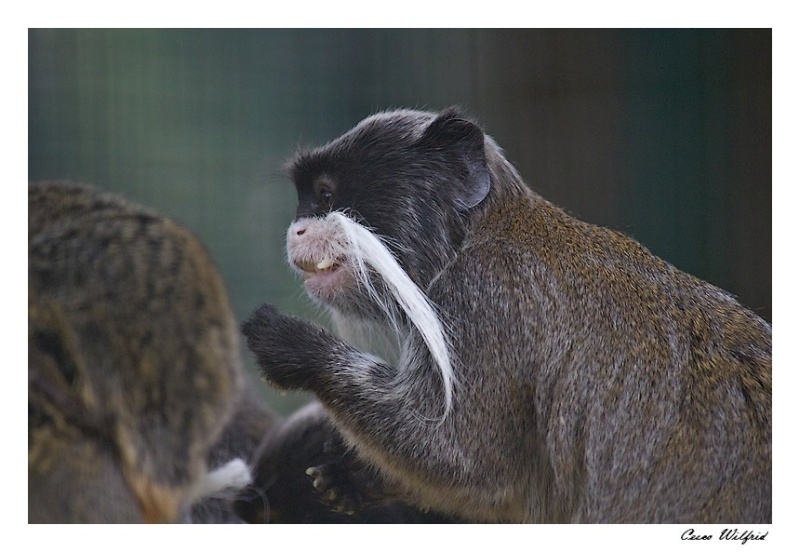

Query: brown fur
[
  {"left": 29, "top": 181, "right": 245, "bottom": 523},
  {"left": 243, "top": 108, "right": 771, "bottom": 523}
]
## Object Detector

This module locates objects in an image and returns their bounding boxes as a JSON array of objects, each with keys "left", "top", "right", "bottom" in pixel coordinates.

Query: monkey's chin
[{"left": 300, "top": 266, "right": 354, "bottom": 303}]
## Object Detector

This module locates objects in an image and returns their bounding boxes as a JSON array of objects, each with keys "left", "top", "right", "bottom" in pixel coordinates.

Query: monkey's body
[
  {"left": 29, "top": 181, "right": 249, "bottom": 522},
  {"left": 243, "top": 109, "right": 771, "bottom": 523},
  {"left": 413, "top": 189, "right": 771, "bottom": 522}
]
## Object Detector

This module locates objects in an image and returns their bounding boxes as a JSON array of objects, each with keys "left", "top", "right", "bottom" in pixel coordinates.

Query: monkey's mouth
[
  {"left": 293, "top": 257, "right": 342, "bottom": 276},
  {"left": 292, "top": 256, "right": 352, "bottom": 302}
]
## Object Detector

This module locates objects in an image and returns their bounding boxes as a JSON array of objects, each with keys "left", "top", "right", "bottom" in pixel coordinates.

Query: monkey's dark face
[{"left": 284, "top": 109, "right": 490, "bottom": 319}]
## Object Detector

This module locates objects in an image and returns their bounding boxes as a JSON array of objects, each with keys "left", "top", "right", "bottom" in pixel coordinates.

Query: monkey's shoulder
[
  {"left": 30, "top": 180, "right": 162, "bottom": 236},
  {"left": 30, "top": 181, "right": 229, "bottom": 322},
  {"left": 437, "top": 198, "right": 770, "bottom": 361},
  {"left": 471, "top": 198, "right": 761, "bottom": 311}
]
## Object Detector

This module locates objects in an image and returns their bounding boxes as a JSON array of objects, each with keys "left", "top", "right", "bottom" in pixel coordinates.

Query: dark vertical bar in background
[
  {"left": 620, "top": 29, "right": 770, "bottom": 321},
  {"left": 623, "top": 29, "right": 713, "bottom": 277},
  {"left": 729, "top": 30, "right": 772, "bottom": 321}
]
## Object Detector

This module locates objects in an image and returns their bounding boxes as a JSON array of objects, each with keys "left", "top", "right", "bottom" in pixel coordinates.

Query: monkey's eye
[{"left": 318, "top": 188, "right": 333, "bottom": 208}]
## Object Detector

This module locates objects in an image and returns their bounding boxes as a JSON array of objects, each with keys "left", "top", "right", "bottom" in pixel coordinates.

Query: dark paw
[
  {"left": 305, "top": 463, "right": 362, "bottom": 516},
  {"left": 304, "top": 442, "right": 395, "bottom": 517},
  {"left": 241, "top": 304, "right": 338, "bottom": 390}
]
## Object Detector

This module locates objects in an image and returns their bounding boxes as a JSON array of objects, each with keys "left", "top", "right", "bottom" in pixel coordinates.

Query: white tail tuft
[
  {"left": 190, "top": 458, "right": 253, "bottom": 502},
  {"left": 328, "top": 212, "right": 455, "bottom": 416}
]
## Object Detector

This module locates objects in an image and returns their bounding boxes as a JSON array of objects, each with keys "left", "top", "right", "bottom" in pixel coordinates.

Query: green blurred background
[{"left": 28, "top": 29, "right": 771, "bottom": 414}]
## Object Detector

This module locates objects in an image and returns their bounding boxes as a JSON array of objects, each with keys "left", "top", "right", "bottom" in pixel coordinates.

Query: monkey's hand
[
  {"left": 242, "top": 304, "right": 341, "bottom": 391},
  {"left": 305, "top": 463, "right": 362, "bottom": 516},
  {"left": 306, "top": 439, "right": 396, "bottom": 516}
]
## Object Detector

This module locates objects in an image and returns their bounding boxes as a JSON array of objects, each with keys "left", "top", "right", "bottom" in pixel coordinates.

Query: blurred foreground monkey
[
  {"left": 29, "top": 181, "right": 254, "bottom": 523},
  {"left": 243, "top": 108, "right": 772, "bottom": 523}
]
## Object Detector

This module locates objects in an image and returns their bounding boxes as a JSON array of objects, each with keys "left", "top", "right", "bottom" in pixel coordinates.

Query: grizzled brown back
[{"left": 28, "top": 181, "right": 244, "bottom": 523}]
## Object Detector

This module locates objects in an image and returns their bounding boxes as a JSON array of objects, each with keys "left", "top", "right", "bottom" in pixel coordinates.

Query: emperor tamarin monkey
[
  {"left": 29, "top": 181, "right": 254, "bottom": 523},
  {"left": 242, "top": 108, "right": 771, "bottom": 523}
]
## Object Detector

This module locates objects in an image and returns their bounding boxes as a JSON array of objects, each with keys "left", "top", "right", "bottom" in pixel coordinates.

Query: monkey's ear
[{"left": 420, "top": 110, "right": 491, "bottom": 210}]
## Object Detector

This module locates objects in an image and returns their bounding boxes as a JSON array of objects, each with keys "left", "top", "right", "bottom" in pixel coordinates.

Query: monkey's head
[
  {"left": 281, "top": 108, "right": 494, "bottom": 417},
  {"left": 283, "top": 108, "right": 491, "bottom": 318}
]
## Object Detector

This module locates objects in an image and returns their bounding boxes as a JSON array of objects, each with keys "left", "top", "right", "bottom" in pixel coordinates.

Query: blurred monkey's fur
[{"left": 28, "top": 181, "right": 249, "bottom": 522}]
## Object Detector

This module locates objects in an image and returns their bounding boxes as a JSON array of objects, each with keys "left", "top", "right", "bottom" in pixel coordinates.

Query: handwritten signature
[{"left": 681, "top": 528, "right": 769, "bottom": 544}]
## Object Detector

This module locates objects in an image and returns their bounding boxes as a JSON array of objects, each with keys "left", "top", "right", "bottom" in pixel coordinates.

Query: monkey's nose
[{"left": 289, "top": 219, "right": 311, "bottom": 238}]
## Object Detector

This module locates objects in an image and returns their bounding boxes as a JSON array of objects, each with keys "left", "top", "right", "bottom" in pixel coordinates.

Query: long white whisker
[{"left": 328, "top": 212, "right": 455, "bottom": 415}]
